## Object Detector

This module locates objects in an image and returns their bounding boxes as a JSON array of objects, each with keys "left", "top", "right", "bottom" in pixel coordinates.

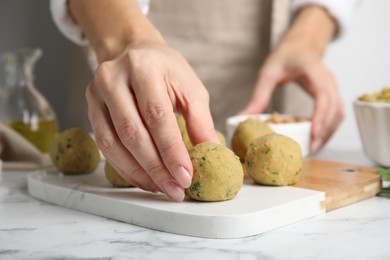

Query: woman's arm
[
  {"left": 292, "top": 0, "right": 361, "bottom": 39},
  {"left": 68, "top": 0, "right": 160, "bottom": 61}
]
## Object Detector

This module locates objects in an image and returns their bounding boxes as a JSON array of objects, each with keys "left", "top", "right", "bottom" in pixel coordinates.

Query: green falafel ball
[
  {"left": 231, "top": 118, "right": 274, "bottom": 161},
  {"left": 104, "top": 161, "right": 133, "bottom": 187},
  {"left": 245, "top": 133, "right": 302, "bottom": 186},
  {"left": 49, "top": 128, "right": 100, "bottom": 174},
  {"left": 186, "top": 142, "right": 243, "bottom": 201}
]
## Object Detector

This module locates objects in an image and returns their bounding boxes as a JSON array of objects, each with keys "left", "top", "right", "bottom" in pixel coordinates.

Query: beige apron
[
  {"left": 148, "top": 0, "right": 313, "bottom": 132},
  {"left": 66, "top": 0, "right": 313, "bottom": 132}
]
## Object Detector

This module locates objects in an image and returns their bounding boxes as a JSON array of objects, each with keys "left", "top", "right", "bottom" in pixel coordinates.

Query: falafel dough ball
[
  {"left": 104, "top": 161, "right": 133, "bottom": 187},
  {"left": 215, "top": 130, "right": 227, "bottom": 146},
  {"left": 176, "top": 114, "right": 187, "bottom": 134},
  {"left": 185, "top": 142, "right": 243, "bottom": 201},
  {"left": 232, "top": 118, "right": 274, "bottom": 161},
  {"left": 177, "top": 114, "right": 194, "bottom": 150},
  {"left": 181, "top": 130, "right": 193, "bottom": 151},
  {"left": 245, "top": 133, "right": 302, "bottom": 186},
  {"left": 49, "top": 128, "right": 100, "bottom": 174}
]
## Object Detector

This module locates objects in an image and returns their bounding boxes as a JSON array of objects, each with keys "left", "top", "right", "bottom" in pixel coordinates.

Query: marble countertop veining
[{"left": 1, "top": 146, "right": 390, "bottom": 259}]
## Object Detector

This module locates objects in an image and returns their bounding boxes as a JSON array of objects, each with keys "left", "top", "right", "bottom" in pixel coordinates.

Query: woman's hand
[
  {"left": 241, "top": 6, "right": 344, "bottom": 153},
  {"left": 87, "top": 43, "right": 218, "bottom": 201},
  {"left": 69, "top": 0, "right": 218, "bottom": 201}
]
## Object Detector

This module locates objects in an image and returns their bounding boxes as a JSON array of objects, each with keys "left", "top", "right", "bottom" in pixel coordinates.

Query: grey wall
[{"left": 0, "top": 0, "right": 91, "bottom": 131}]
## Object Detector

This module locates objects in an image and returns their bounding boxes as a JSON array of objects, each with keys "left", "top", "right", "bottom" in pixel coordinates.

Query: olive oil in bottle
[
  {"left": 0, "top": 49, "right": 59, "bottom": 153},
  {"left": 5, "top": 119, "right": 58, "bottom": 153}
]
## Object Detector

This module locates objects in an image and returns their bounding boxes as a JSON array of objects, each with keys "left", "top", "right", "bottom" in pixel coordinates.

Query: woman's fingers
[
  {"left": 86, "top": 82, "right": 159, "bottom": 193},
  {"left": 93, "top": 64, "right": 188, "bottom": 202},
  {"left": 246, "top": 52, "right": 344, "bottom": 154},
  {"left": 127, "top": 53, "right": 219, "bottom": 196},
  {"left": 179, "top": 78, "right": 220, "bottom": 146},
  {"left": 301, "top": 65, "right": 344, "bottom": 153}
]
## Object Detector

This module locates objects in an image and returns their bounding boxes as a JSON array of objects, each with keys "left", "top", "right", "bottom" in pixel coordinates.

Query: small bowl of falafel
[{"left": 354, "top": 87, "right": 390, "bottom": 167}]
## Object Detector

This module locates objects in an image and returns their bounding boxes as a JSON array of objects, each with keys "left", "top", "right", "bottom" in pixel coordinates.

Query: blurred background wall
[
  {"left": 324, "top": 0, "right": 390, "bottom": 152},
  {"left": 0, "top": 0, "right": 389, "bottom": 153}
]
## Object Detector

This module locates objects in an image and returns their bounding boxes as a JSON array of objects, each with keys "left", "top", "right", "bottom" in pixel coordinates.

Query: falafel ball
[
  {"left": 49, "top": 128, "right": 100, "bottom": 174},
  {"left": 104, "top": 161, "right": 133, "bottom": 187},
  {"left": 185, "top": 142, "right": 243, "bottom": 201},
  {"left": 176, "top": 114, "right": 187, "bottom": 134},
  {"left": 245, "top": 133, "right": 302, "bottom": 186},
  {"left": 232, "top": 118, "right": 274, "bottom": 161}
]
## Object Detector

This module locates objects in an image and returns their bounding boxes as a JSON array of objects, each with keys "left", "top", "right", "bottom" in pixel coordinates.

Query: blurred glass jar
[{"left": 0, "top": 48, "right": 59, "bottom": 153}]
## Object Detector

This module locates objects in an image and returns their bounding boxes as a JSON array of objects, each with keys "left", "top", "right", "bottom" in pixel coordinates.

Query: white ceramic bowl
[
  {"left": 353, "top": 100, "right": 390, "bottom": 167},
  {"left": 226, "top": 114, "right": 311, "bottom": 157}
]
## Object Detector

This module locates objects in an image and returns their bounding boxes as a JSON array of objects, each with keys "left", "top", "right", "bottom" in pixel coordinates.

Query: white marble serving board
[{"left": 27, "top": 164, "right": 325, "bottom": 238}]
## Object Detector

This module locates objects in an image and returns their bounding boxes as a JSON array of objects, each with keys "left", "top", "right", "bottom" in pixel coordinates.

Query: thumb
[
  {"left": 182, "top": 96, "right": 219, "bottom": 147},
  {"left": 240, "top": 72, "right": 278, "bottom": 115},
  {"left": 185, "top": 111, "right": 220, "bottom": 147}
]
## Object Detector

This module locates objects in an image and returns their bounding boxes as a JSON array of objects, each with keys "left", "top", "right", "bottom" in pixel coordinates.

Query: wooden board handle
[{"left": 294, "top": 159, "right": 381, "bottom": 211}]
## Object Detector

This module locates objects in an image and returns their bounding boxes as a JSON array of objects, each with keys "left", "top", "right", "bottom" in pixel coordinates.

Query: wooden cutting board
[
  {"left": 27, "top": 159, "right": 381, "bottom": 239},
  {"left": 293, "top": 159, "right": 381, "bottom": 211}
]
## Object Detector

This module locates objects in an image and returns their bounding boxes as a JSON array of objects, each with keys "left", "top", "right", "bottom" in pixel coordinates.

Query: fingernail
[
  {"left": 163, "top": 181, "right": 185, "bottom": 202},
  {"left": 311, "top": 139, "right": 323, "bottom": 153},
  {"left": 172, "top": 166, "right": 192, "bottom": 188}
]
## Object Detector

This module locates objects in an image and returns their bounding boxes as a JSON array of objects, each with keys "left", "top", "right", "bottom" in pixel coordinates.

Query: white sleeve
[
  {"left": 291, "top": 0, "right": 360, "bottom": 39},
  {"left": 49, "top": 0, "right": 150, "bottom": 46}
]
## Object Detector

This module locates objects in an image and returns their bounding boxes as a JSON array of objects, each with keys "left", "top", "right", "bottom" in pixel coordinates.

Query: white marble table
[{"left": 1, "top": 146, "right": 389, "bottom": 259}]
